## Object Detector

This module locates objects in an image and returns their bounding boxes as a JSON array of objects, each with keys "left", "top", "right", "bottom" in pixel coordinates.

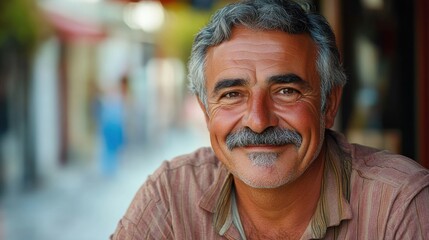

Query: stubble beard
[
  {"left": 233, "top": 151, "right": 300, "bottom": 189},
  {"left": 235, "top": 120, "right": 327, "bottom": 189},
  {"left": 248, "top": 152, "right": 279, "bottom": 167}
]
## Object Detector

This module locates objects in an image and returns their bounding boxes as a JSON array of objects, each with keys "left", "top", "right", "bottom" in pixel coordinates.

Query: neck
[{"left": 233, "top": 148, "right": 326, "bottom": 239}]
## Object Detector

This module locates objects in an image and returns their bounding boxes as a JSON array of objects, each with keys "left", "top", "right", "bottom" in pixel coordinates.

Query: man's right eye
[{"left": 222, "top": 92, "right": 241, "bottom": 98}]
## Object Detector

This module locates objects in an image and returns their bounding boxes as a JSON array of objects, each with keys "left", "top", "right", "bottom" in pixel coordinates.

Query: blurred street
[
  {"left": 0, "top": 0, "right": 427, "bottom": 239},
  {"left": 1, "top": 128, "right": 210, "bottom": 240}
]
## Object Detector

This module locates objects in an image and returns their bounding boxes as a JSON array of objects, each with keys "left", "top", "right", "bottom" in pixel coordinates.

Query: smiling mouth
[
  {"left": 242, "top": 144, "right": 289, "bottom": 151},
  {"left": 244, "top": 144, "right": 282, "bottom": 148}
]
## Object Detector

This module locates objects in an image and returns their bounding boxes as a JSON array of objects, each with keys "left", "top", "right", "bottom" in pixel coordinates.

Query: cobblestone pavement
[{"left": 1, "top": 128, "right": 210, "bottom": 240}]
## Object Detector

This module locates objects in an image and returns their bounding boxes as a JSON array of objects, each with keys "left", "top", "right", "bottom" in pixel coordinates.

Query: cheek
[
  {"left": 208, "top": 106, "right": 246, "bottom": 139},
  {"left": 276, "top": 104, "right": 324, "bottom": 162},
  {"left": 275, "top": 102, "right": 322, "bottom": 133}
]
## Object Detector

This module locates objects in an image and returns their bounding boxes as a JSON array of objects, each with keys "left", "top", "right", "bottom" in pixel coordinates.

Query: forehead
[{"left": 205, "top": 27, "right": 318, "bottom": 86}]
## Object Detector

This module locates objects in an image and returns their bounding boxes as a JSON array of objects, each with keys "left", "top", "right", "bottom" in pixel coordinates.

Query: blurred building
[
  {"left": 338, "top": 0, "right": 428, "bottom": 165},
  {"left": 0, "top": 0, "right": 215, "bottom": 195},
  {"left": 0, "top": 0, "right": 428, "bottom": 196}
]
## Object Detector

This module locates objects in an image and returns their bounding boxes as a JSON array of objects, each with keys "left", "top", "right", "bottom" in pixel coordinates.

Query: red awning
[{"left": 42, "top": 8, "right": 107, "bottom": 42}]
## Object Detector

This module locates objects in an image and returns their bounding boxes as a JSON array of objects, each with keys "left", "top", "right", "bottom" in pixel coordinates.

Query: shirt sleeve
[
  {"left": 110, "top": 175, "right": 174, "bottom": 240},
  {"left": 388, "top": 174, "right": 429, "bottom": 240}
]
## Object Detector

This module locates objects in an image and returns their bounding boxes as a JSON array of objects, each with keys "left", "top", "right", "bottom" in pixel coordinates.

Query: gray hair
[{"left": 187, "top": 0, "right": 347, "bottom": 111}]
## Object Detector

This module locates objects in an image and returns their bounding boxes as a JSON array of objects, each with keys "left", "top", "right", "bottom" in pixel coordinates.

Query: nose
[{"left": 242, "top": 91, "right": 278, "bottom": 133}]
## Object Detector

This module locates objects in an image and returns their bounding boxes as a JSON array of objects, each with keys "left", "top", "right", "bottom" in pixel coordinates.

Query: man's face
[{"left": 201, "top": 27, "right": 338, "bottom": 189}]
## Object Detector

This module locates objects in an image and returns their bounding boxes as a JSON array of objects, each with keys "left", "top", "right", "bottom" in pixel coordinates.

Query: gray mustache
[{"left": 226, "top": 127, "right": 302, "bottom": 151}]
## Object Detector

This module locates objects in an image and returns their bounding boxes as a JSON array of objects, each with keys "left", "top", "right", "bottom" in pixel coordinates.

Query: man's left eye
[
  {"left": 275, "top": 88, "right": 302, "bottom": 103},
  {"left": 279, "top": 88, "right": 299, "bottom": 95}
]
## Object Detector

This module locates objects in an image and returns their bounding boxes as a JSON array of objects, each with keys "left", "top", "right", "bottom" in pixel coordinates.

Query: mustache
[{"left": 226, "top": 127, "right": 302, "bottom": 151}]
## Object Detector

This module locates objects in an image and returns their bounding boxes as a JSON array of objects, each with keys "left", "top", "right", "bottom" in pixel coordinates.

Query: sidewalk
[{"left": 1, "top": 128, "right": 210, "bottom": 240}]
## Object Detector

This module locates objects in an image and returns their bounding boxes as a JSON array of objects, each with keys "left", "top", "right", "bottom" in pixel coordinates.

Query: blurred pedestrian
[{"left": 94, "top": 78, "right": 128, "bottom": 177}]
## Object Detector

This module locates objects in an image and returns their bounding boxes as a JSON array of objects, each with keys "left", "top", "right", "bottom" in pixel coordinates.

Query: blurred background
[{"left": 0, "top": 0, "right": 427, "bottom": 239}]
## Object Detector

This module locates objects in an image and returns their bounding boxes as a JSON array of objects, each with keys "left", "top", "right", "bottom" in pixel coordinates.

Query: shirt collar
[
  {"left": 302, "top": 130, "right": 353, "bottom": 239},
  {"left": 199, "top": 130, "right": 353, "bottom": 239},
  {"left": 199, "top": 162, "right": 230, "bottom": 211},
  {"left": 199, "top": 163, "right": 234, "bottom": 235}
]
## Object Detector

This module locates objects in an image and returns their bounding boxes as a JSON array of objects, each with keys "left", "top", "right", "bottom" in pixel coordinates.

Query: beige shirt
[{"left": 111, "top": 130, "right": 429, "bottom": 239}]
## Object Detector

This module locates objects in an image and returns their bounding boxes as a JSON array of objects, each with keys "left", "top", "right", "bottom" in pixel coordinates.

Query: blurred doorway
[{"left": 340, "top": 0, "right": 417, "bottom": 160}]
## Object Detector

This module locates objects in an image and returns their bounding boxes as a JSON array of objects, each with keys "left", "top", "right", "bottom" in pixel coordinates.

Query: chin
[{"left": 236, "top": 170, "right": 300, "bottom": 189}]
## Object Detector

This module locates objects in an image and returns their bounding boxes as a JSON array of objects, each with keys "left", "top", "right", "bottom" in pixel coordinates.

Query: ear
[
  {"left": 324, "top": 86, "right": 343, "bottom": 129},
  {"left": 196, "top": 96, "right": 210, "bottom": 126}
]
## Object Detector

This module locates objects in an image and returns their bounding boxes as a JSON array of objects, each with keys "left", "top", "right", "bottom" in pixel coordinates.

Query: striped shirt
[{"left": 111, "top": 130, "right": 429, "bottom": 239}]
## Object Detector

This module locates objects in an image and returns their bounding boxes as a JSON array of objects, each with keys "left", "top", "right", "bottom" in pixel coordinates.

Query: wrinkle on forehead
[
  {"left": 208, "top": 27, "right": 316, "bottom": 64},
  {"left": 205, "top": 26, "right": 319, "bottom": 91},
  {"left": 222, "top": 26, "right": 313, "bottom": 52}
]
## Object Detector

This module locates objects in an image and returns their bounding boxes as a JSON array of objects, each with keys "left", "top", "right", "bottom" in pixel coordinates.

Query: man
[{"left": 111, "top": 0, "right": 429, "bottom": 239}]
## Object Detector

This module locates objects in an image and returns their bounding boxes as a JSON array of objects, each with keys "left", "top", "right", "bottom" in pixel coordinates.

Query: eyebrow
[
  {"left": 213, "top": 78, "right": 248, "bottom": 95},
  {"left": 212, "top": 74, "right": 310, "bottom": 96},
  {"left": 268, "top": 74, "right": 307, "bottom": 86}
]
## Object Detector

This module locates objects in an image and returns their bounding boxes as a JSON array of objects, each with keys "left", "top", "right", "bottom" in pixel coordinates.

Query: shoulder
[
  {"left": 350, "top": 143, "right": 429, "bottom": 189},
  {"left": 325, "top": 131, "right": 429, "bottom": 237},
  {"left": 148, "top": 147, "right": 221, "bottom": 183},
  {"left": 349, "top": 144, "right": 429, "bottom": 238},
  {"left": 327, "top": 130, "right": 429, "bottom": 188},
  {"left": 111, "top": 147, "right": 222, "bottom": 239},
  {"left": 141, "top": 147, "right": 224, "bottom": 204}
]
